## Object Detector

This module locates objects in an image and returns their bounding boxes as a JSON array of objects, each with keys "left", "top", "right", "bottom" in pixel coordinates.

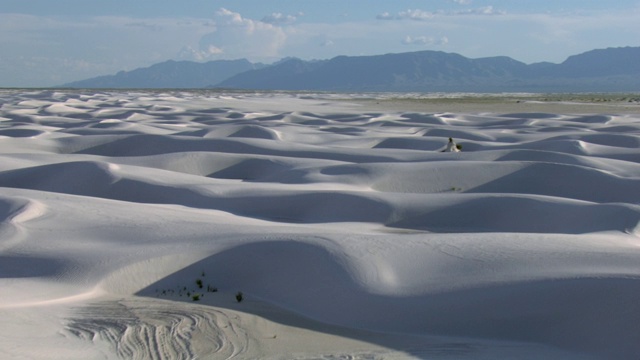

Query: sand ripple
[{"left": 65, "top": 298, "right": 248, "bottom": 360}]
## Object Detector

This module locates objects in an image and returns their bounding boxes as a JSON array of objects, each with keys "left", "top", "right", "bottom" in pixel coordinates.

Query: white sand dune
[{"left": 0, "top": 90, "right": 639, "bottom": 359}]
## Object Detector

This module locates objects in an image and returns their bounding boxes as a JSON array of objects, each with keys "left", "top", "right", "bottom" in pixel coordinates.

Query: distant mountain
[
  {"left": 216, "top": 47, "right": 640, "bottom": 92},
  {"left": 550, "top": 47, "right": 640, "bottom": 78},
  {"left": 216, "top": 51, "right": 529, "bottom": 92},
  {"left": 61, "top": 47, "right": 640, "bottom": 92},
  {"left": 61, "top": 59, "right": 262, "bottom": 89}
]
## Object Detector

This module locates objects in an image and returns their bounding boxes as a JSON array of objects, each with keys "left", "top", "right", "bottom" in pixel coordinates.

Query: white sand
[{"left": 0, "top": 89, "right": 639, "bottom": 359}]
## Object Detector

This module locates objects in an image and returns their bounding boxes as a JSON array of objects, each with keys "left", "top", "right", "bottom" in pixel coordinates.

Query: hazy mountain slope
[
  {"left": 60, "top": 47, "right": 640, "bottom": 92},
  {"left": 216, "top": 47, "right": 640, "bottom": 92},
  {"left": 62, "top": 59, "right": 260, "bottom": 89}
]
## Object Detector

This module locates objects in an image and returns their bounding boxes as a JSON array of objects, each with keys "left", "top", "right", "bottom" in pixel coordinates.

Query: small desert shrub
[
  {"left": 235, "top": 292, "right": 243, "bottom": 303},
  {"left": 192, "top": 294, "right": 200, "bottom": 301},
  {"left": 196, "top": 279, "right": 203, "bottom": 289}
]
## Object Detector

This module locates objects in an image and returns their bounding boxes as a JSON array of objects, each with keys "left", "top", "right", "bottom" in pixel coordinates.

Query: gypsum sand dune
[{"left": 0, "top": 89, "right": 639, "bottom": 359}]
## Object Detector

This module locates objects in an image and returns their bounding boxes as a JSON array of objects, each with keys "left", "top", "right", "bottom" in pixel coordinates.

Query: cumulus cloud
[
  {"left": 377, "top": 6, "right": 505, "bottom": 20},
  {"left": 178, "top": 45, "right": 223, "bottom": 61},
  {"left": 125, "top": 22, "right": 163, "bottom": 32},
  {"left": 398, "top": 9, "right": 435, "bottom": 21},
  {"left": 377, "top": 9, "right": 435, "bottom": 21},
  {"left": 455, "top": 6, "right": 506, "bottom": 15},
  {"left": 261, "top": 12, "right": 300, "bottom": 25},
  {"left": 376, "top": 12, "right": 395, "bottom": 20},
  {"left": 193, "top": 8, "right": 286, "bottom": 61},
  {"left": 402, "top": 36, "right": 449, "bottom": 46}
]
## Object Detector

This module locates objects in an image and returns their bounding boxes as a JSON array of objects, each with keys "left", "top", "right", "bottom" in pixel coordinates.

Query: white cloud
[
  {"left": 454, "top": 6, "right": 506, "bottom": 15},
  {"left": 402, "top": 36, "right": 449, "bottom": 46},
  {"left": 178, "top": 45, "right": 224, "bottom": 61},
  {"left": 376, "top": 9, "right": 438, "bottom": 21},
  {"left": 376, "top": 12, "right": 395, "bottom": 20},
  {"left": 377, "top": 6, "right": 505, "bottom": 21},
  {"left": 124, "top": 22, "right": 164, "bottom": 32},
  {"left": 449, "top": 0, "right": 472, "bottom": 4},
  {"left": 261, "top": 12, "right": 299, "bottom": 25},
  {"left": 397, "top": 9, "right": 435, "bottom": 21},
  {"left": 194, "top": 8, "right": 287, "bottom": 61}
]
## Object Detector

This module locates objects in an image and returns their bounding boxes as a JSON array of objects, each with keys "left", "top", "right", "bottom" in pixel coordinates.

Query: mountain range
[
  {"left": 61, "top": 59, "right": 262, "bottom": 89},
  {"left": 61, "top": 46, "right": 640, "bottom": 92}
]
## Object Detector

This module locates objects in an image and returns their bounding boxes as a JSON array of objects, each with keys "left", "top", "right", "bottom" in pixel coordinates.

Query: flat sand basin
[{"left": 351, "top": 93, "right": 640, "bottom": 114}]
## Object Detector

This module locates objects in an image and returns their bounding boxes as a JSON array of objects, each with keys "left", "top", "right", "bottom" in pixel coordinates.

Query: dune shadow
[
  {"left": 319, "top": 126, "right": 366, "bottom": 135},
  {"left": 133, "top": 240, "right": 640, "bottom": 359},
  {"left": 390, "top": 195, "right": 640, "bottom": 234},
  {"left": 208, "top": 158, "right": 293, "bottom": 181},
  {"left": 0, "top": 161, "right": 118, "bottom": 197},
  {"left": 499, "top": 113, "right": 559, "bottom": 119},
  {"left": 373, "top": 137, "right": 444, "bottom": 151},
  {"left": 0, "top": 161, "right": 393, "bottom": 224},
  {"left": 298, "top": 112, "right": 372, "bottom": 123},
  {"left": 72, "top": 134, "right": 396, "bottom": 163},
  {"left": 0, "top": 255, "right": 69, "bottom": 278},
  {"left": 567, "top": 115, "right": 613, "bottom": 124},
  {"left": 227, "top": 125, "right": 280, "bottom": 140},
  {"left": 579, "top": 133, "right": 640, "bottom": 148},
  {"left": 467, "top": 162, "right": 640, "bottom": 203},
  {"left": 0, "top": 128, "right": 45, "bottom": 138},
  {"left": 398, "top": 113, "right": 447, "bottom": 125},
  {"left": 134, "top": 240, "right": 482, "bottom": 358}
]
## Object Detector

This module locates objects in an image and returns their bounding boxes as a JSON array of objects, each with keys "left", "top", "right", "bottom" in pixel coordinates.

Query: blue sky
[{"left": 1, "top": 0, "right": 639, "bottom": 87}]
